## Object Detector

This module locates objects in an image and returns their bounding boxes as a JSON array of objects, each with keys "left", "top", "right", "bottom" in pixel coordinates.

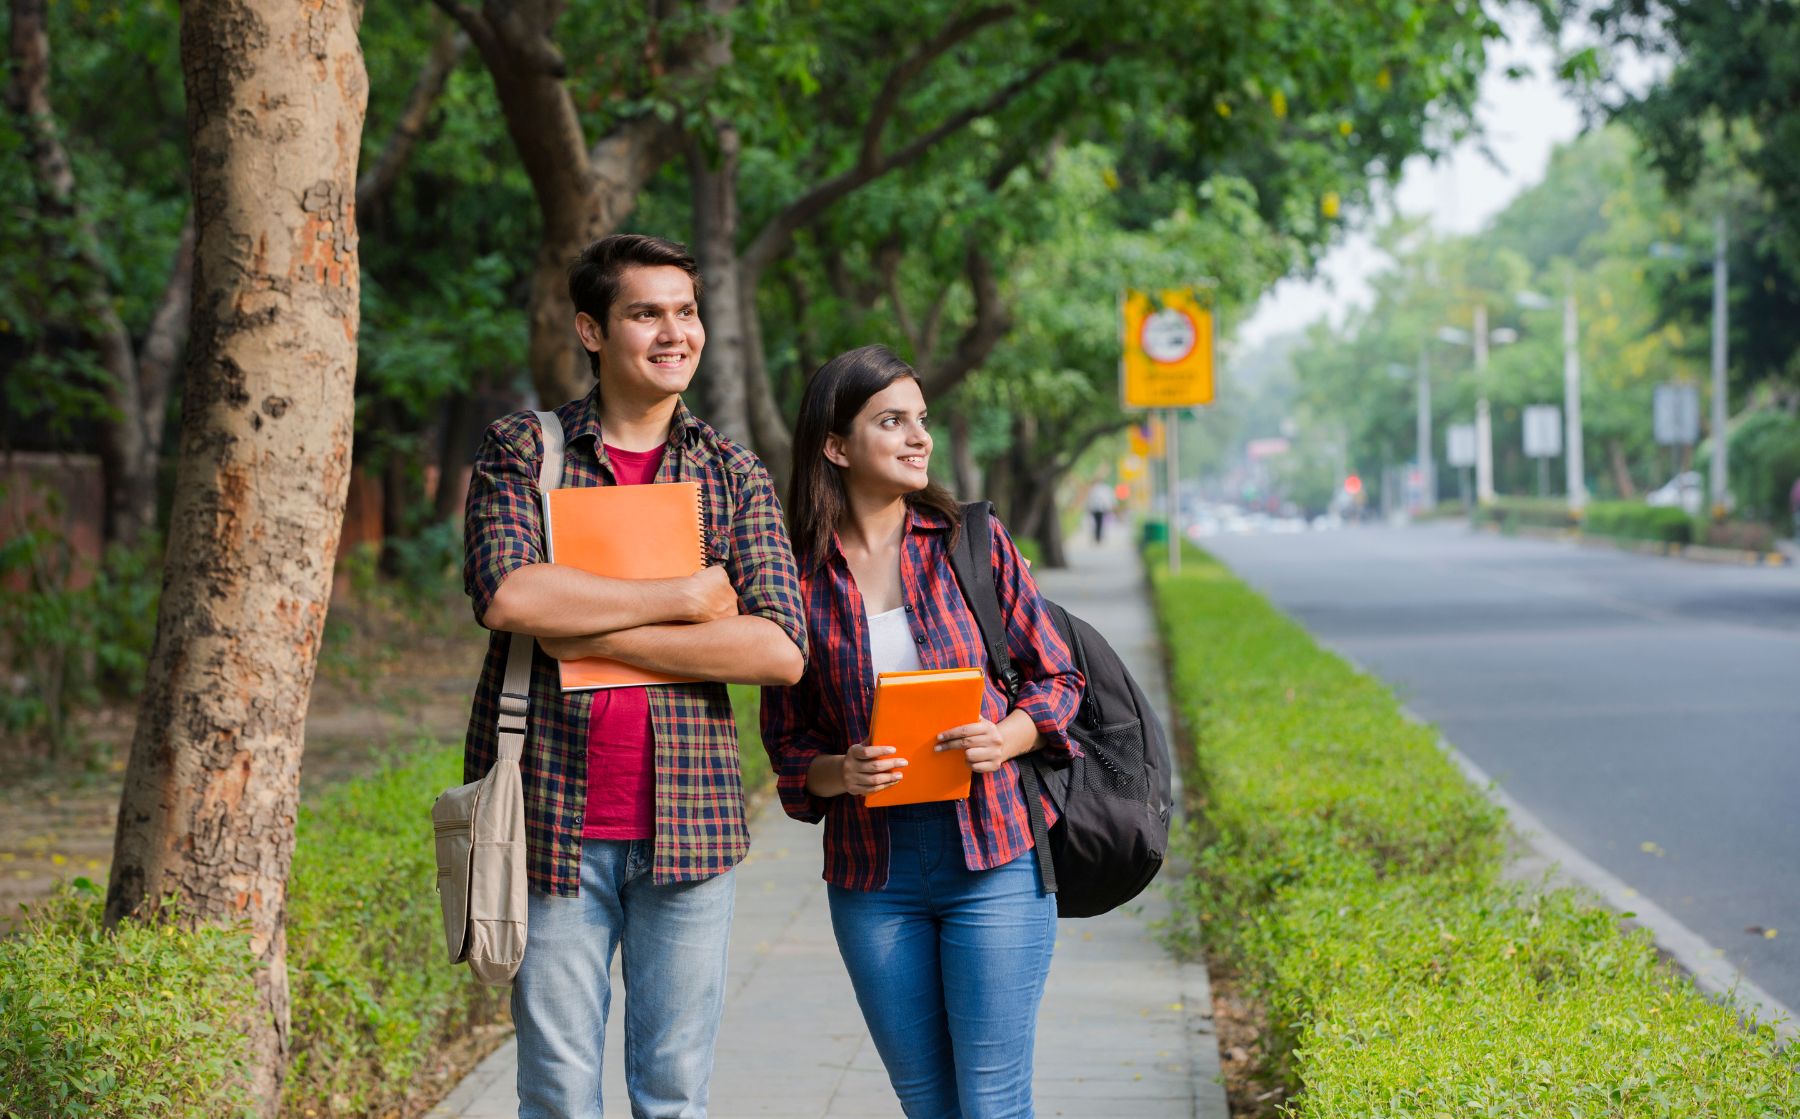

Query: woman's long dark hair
[{"left": 788, "top": 344, "right": 961, "bottom": 570}]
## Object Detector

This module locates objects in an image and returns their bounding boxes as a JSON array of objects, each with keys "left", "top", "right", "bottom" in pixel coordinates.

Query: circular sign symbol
[{"left": 1140, "top": 308, "right": 1197, "bottom": 364}]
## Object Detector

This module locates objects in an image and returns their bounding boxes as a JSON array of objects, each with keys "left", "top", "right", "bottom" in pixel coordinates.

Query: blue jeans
[
  {"left": 512, "top": 838, "right": 735, "bottom": 1119},
  {"left": 828, "top": 803, "right": 1058, "bottom": 1119}
]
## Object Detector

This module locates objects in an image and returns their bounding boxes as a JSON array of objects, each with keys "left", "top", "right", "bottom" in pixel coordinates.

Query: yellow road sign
[{"left": 1121, "top": 287, "right": 1215, "bottom": 409}]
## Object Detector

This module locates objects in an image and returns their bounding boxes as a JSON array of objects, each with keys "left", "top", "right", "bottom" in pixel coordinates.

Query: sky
[{"left": 1232, "top": 10, "right": 1585, "bottom": 349}]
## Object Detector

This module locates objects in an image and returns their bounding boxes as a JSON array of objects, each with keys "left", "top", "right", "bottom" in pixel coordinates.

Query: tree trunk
[
  {"left": 741, "top": 268, "right": 795, "bottom": 489},
  {"left": 1031, "top": 480, "right": 1066, "bottom": 568},
  {"left": 106, "top": 4, "right": 366, "bottom": 1115},
  {"left": 1608, "top": 437, "right": 1637, "bottom": 500},
  {"left": 434, "top": 388, "right": 479, "bottom": 523},
  {"left": 440, "top": 0, "right": 719, "bottom": 408},
  {"left": 7, "top": 0, "right": 194, "bottom": 548},
  {"left": 688, "top": 123, "right": 752, "bottom": 444},
  {"left": 949, "top": 411, "right": 982, "bottom": 500}
]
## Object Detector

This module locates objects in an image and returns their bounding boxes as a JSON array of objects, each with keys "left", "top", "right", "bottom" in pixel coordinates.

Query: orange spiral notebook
[
  {"left": 862, "top": 667, "right": 985, "bottom": 808},
  {"left": 541, "top": 481, "right": 706, "bottom": 692}
]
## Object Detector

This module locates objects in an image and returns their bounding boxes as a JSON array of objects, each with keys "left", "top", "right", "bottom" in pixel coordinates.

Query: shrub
[
  {"left": 283, "top": 743, "right": 507, "bottom": 1117},
  {"left": 1582, "top": 501, "right": 1694, "bottom": 544},
  {"left": 0, "top": 489, "right": 161, "bottom": 761},
  {"left": 1154, "top": 546, "right": 1799, "bottom": 1115},
  {"left": 1474, "top": 496, "right": 1577, "bottom": 533},
  {"left": 0, "top": 883, "right": 260, "bottom": 1119}
]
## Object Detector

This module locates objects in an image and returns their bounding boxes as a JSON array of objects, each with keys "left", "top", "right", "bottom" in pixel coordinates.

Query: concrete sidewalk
[{"left": 428, "top": 526, "right": 1227, "bottom": 1118}]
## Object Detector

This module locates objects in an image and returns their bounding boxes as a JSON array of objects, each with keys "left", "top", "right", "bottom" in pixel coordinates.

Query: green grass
[
  {"left": 1153, "top": 544, "right": 1798, "bottom": 1116},
  {"left": 1, "top": 688, "right": 773, "bottom": 1119}
]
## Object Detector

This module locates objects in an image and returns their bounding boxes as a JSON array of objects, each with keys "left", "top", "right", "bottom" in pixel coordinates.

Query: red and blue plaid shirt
[
  {"left": 760, "top": 504, "right": 1083, "bottom": 891},
  {"left": 463, "top": 389, "right": 807, "bottom": 895}
]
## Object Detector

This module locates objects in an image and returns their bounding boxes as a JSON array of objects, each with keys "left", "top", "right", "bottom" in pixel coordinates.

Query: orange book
[
  {"left": 862, "top": 667, "right": 985, "bottom": 808},
  {"left": 542, "top": 481, "right": 706, "bottom": 692}
]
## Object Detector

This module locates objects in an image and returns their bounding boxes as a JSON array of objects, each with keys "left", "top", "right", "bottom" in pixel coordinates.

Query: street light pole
[
  {"left": 1416, "top": 346, "right": 1434, "bottom": 509},
  {"left": 1474, "top": 303, "right": 1494, "bottom": 503},
  {"left": 1710, "top": 214, "right": 1729, "bottom": 517},
  {"left": 1563, "top": 280, "right": 1586, "bottom": 511}
]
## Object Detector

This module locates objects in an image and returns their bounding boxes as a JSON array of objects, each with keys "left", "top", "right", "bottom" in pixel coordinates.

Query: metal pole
[
  {"left": 1416, "top": 346, "right": 1433, "bottom": 511},
  {"left": 1563, "top": 278, "right": 1587, "bottom": 512},
  {"left": 1710, "top": 214, "right": 1729, "bottom": 517},
  {"left": 1474, "top": 303, "right": 1494, "bottom": 503},
  {"left": 1166, "top": 409, "right": 1180, "bottom": 574}
]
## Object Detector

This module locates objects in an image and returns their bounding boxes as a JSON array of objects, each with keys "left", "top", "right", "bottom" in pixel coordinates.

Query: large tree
[{"left": 103, "top": 2, "right": 367, "bottom": 1114}]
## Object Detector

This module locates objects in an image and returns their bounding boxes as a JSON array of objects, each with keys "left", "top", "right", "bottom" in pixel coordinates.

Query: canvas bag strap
[
  {"left": 496, "top": 409, "right": 567, "bottom": 764},
  {"left": 950, "top": 502, "right": 1057, "bottom": 894}
]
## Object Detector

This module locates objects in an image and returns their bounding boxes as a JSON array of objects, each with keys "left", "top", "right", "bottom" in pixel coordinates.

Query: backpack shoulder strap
[
  {"left": 951, "top": 502, "right": 1020, "bottom": 695},
  {"left": 949, "top": 501, "right": 1056, "bottom": 894},
  {"left": 496, "top": 409, "right": 566, "bottom": 763}
]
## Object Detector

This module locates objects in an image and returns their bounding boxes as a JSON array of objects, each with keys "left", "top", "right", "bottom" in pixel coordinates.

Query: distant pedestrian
[
  {"left": 764, "top": 344, "right": 1084, "bottom": 1118},
  {"left": 1789, "top": 475, "right": 1800, "bottom": 542},
  {"left": 1085, "top": 480, "right": 1116, "bottom": 543}
]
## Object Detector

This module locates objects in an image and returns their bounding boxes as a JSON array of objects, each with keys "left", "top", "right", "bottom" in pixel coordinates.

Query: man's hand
[
  {"left": 681, "top": 566, "right": 740, "bottom": 623},
  {"left": 538, "top": 632, "right": 611, "bottom": 662}
]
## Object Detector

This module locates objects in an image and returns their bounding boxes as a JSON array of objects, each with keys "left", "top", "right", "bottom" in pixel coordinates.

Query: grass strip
[
  {"left": 1152, "top": 544, "right": 1798, "bottom": 1116},
  {"left": 2, "top": 692, "right": 772, "bottom": 1118}
]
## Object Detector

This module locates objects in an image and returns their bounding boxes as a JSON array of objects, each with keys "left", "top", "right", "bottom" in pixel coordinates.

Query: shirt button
[
  {"left": 913, "top": 634, "right": 926, "bottom": 645},
  {"left": 904, "top": 604, "right": 913, "bottom": 612}
]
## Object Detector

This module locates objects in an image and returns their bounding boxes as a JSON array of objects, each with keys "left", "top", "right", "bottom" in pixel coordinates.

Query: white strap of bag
[{"left": 495, "top": 409, "right": 566, "bottom": 765}]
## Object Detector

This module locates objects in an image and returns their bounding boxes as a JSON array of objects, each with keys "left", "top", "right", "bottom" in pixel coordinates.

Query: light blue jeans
[
  {"left": 828, "top": 803, "right": 1058, "bottom": 1119},
  {"left": 512, "top": 838, "right": 735, "bottom": 1119}
]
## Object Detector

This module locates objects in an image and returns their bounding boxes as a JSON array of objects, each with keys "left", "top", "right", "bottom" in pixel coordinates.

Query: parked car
[{"left": 1645, "top": 471, "right": 1704, "bottom": 516}]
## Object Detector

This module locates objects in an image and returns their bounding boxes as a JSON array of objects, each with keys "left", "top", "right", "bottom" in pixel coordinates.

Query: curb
[{"left": 1476, "top": 522, "right": 1791, "bottom": 567}]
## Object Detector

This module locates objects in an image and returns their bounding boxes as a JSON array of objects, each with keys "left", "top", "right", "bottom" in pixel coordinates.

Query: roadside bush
[
  {"left": 1697, "top": 518, "right": 1776, "bottom": 552},
  {"left": 1155, "top": 546, "right": 1799, "bottom": 1115},
  {"left": 0, "top": 883, "right": 260, "bottom": 1119},
  {"left": 0, "top": 489, "right": 161, "bottom": 761},
  {"left": 1582, "top": 500, "right": 1694, "bottom": 544},
  {"left": 283, "top": 743, "right": 507, "bottom": 1117},
  {"left": 1473, "top": 496, "right": 1576, "bottom": 532}
]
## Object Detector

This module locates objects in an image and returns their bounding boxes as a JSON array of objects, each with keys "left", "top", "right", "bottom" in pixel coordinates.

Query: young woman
[{"left": 762, "top": 344, "right": 1083, "bottom": 1118}]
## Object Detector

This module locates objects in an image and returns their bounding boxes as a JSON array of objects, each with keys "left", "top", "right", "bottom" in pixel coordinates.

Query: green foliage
[
  {"left": 0, "top": 489, "right": 161, "bottom": 759},
  {"left": 1153, "top": 544, "right": 1800, "bottom": 1113},
  {"left": 1473, "top": 496, "right": 1579, "bottom": 533},
  {"left": 283, "top": 744, "right": 507, "bottom": 1117},
  {"left": 0, "top": 883, "right": 260, "bottom": 1119},
  {"left": 730, "top": 682, "right": 770, "bottom": 792},
  {"left": 1582, "top": 501, "right": 1695, "bottom": 544},
  {"left": 1721, "top": 411, "right": 1800, "bottom": 525}
]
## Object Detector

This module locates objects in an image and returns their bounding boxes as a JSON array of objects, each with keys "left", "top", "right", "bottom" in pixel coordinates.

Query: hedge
[
  {"left": 1153, "top": 546, "right": 1798, "bottom": 1116},
  {"left": 1582, "top": 500, "right": 1696, "bottom": 544}
]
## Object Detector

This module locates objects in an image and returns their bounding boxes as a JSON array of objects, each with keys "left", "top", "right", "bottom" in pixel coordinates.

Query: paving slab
[{"left": 427, "top": 527, "right": 1227, "bottom": 1118}]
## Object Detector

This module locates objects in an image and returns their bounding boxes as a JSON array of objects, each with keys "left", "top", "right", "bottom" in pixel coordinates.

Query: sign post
[
  {"left": 1522, "top": 404, "right": 1563, "bottom": 497},
  {"left": 1122, "top": 287, "right": 1215, "bottom": 574},
  {"left": 1447, "top": 422, "right": 1477, "bottom": 510}
]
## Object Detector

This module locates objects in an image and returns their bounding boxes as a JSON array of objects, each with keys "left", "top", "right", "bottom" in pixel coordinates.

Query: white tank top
[{"left": 866, "top": 605, "right": 924, "bottom": 677}]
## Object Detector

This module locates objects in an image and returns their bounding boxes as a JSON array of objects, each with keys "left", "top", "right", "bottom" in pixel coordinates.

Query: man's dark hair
[{"left": 567, "top": 234, "right": 705, "bottom": 376}]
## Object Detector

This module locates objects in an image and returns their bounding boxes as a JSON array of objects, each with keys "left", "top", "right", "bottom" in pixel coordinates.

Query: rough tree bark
[
  {"left": 104, "top": 4, "right": 367, "bottom": 1115},
  {"left": 6, "top": 0, "right": 196, "bottom": 547},
  {"left": 689, "top": 121, "right": 751, "bottom": 445},
  {"left": 433, "top": 0, "right": 726, "bottom": 408}
]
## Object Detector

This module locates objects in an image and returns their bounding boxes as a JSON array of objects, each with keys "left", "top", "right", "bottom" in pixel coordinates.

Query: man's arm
[
  {"left": 483, "top": 562, "right": 737, "bottom": 637},
  {"left": 539, "top": 615, "right": 803, "bottom": 686}
]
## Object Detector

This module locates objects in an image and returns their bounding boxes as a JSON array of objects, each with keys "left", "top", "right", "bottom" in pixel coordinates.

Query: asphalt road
[{"left": 1202, "top": 522, "right": 1800, "bottom": 1014}]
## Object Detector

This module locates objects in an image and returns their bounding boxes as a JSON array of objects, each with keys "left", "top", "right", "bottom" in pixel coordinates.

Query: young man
[{"left": 462, "top": 234, "right": 806, "bottom": 1119}]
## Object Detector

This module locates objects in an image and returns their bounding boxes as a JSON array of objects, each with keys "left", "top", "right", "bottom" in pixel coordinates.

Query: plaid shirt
[
  {"left": 760, "top": 504, "right": 1082, "bottom": 891},
  {"left": 463, "top": 390, "right": 806, "bottom": 895}
]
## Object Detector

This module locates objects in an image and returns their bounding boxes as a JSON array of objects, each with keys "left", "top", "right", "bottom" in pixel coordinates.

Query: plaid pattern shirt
[
  {"left": 463, "top": 390, "right": 806, "bottom": 895},
  {"left": 760, "top": 504, "right": 1083, "bottom": 891}
]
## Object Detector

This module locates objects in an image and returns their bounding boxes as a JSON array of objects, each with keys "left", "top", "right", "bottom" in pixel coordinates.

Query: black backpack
[{"left": 949, "top": 502, "right": 1174, "bottom": 918}]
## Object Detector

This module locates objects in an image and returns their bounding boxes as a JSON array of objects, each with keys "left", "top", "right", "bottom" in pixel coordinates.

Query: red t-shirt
[{"left": 581, "top": 443, "right": 666, "bottom": 840}]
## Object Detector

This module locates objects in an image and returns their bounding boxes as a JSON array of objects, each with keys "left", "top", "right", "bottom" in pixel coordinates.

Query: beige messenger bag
[{"left": 432, "top": 409, "right": 564, "bottom": 985}]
